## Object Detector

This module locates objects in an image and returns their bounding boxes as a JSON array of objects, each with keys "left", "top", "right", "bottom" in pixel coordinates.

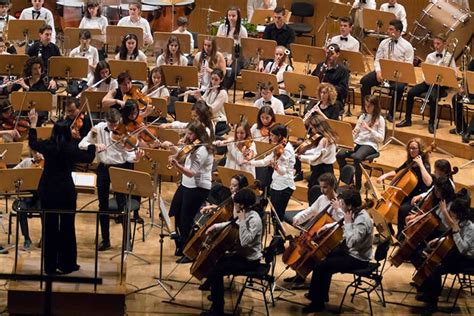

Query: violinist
[
  {"left": 214, "top": 119, "right": 256, "bottom": 177},
  {"left": 250, "top": 105, "right": 276, "bottom": 143},
  {"left": 304, "top": 188, "right": 373, "bottom": 313},
  {"left": 0, "top": 101, "right": 23, "bottom": 142},
  {"left": 284, "top": 173, "right": 344, "bottom": 284},
  {"left": 102, "top": 72, "right": 134, "bottom": 110},
  {"left": 203, "top": 188, "right": 263, "bottom": 316},
  {"left": 254, "top": 82, "right": 285, "bottom": 115},
  {"left": 142, "top": 66, "right": 173, "bottom": 118},
  {"left": 311, "top": 43, "right": 349, "bottom": 106},
  {"left": 305, "top": 83, "right": 342, "bottom": 122},
  {"left": 115, "top": 33, "right": 147, "bottom": 62},
  {"left": 193, "top": 36, "right": 226, "bottom": 89},
  {"left": 244, "top": 124, "right": 295, "bottom": 253},
  {"left": 87, "top": 61, "right": 118, "bottom": 92},
  {"left": 168, "top": 121, "right": 214, "bottom": 263},
  {"left": 336, "top": 95, "right": 385, "bottom": 190},
  {"left": 377, "top": 138, "right": 432, "bottom": 235},
  {"left": 69, "top": 30, "right": 99, "bottom": 83},
  {"left": 120, "top": 100, "right": 159, "bottom": 148},
  {"left": 65, "top": 98, "right": 92, "bottom": 142},
  {"left": 297, "top": 115, "right": 337, "bottom": 195},
  {"left": 78, "top": 108, "right": 144, "bottom": 251},
  {"left": 193, "top": 69, "right": 229, "bottom": 136},
  {"left": 415, "top": 195, "right": 474, "bottom": 313},
  {"left": 156, "top": 36, "right": 188, "bottom": 66}
]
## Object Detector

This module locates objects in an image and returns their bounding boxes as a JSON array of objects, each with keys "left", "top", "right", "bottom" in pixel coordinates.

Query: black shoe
[
  {"left": 23, "top": 239, "right": 32, "bottom": 251},
  {"left": 396, "top": 119, "right": 412, "bottom": 128},
  {"left": 98, "top": 240, "right": 111, "bottom": 251},
  {"left": 462, "top": 132, "right": 471, "bottom": 143},
  {"left": 386, "top": 114, "right": 393, "bottom": 123},
  {"left": 58, "top": 264, "right": 80, "bottom": 275},
  {"left": 294, "top": 172, "right": 304, "bottom": 182},
  {"left": 283, "top": 274, "right": 305, "bottom": 284},
  {"left": 415, "top": 293, "right": 432, "bottom": 302},
  {"left": 302, "top": 302, "right": 325, "bottom": 314},
  {"left": 449, "top": 128, "right": 462, "bottom": 135},
  {"left": 199, "top": 279, "right": 211, "bottom": 291},
  {"left": 0, "top": 246, "right": 8, "bottom": 254},
  {"left": 176, "top": 256, "right": 192, "bottom": 264},
  {"left": 428, "top": 124, "right": 434, "bottom": 134},
  {"left": 243, "top": 91, "right": 255, "bottom": 98}
]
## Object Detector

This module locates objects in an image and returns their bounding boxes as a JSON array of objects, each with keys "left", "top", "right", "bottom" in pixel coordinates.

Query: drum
[
  {"left": 409, "top": 0, "right": 473, "bottom": 59},
  {"left": 57, "top": 1, "right": 84, "bottom": 30},
  {"left": 142, "top": 0, "right": 195, "bottom": 32},
  {"left": 104, "top": 3, "right": 157, "bottom": 26}
]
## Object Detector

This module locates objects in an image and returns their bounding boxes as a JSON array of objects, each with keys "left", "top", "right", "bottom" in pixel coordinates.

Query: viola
[
  {"left": 167, "top": 139, "right": 201, "bottom": 169},
  {"left": 124, "top": 86, "right": 152, "bottom": 111}
]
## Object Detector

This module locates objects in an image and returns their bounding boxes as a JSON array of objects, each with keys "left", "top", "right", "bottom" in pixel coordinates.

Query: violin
[
  {"left": 237, "top": 139, "right": 254, "bottom": 159},
  {"left": 260, "top": 126, "right": 271, "bottom": 137},
  {"left": 110, "top": 125, "right": 152, "bottom": 161},
  {"left": 70, "top": 113, "right": 84, "bottom": 139},
  {"left": 124, "top": 86, "right": 152, "bottom": 111},
  {"left": 296, "top": 134, "right": 322, "bottom": 155},
  {"left": 167, "top": 138, "right": 201, "bottom": 169},
  {"left": 32, "top": 156, "right": 44, "bottom": 168},
  {"left": 1, "top": 116, "right": 30, "bottom": 138},
  {"left": 125, "top": 115, "right": 160, "bottom": 145}
]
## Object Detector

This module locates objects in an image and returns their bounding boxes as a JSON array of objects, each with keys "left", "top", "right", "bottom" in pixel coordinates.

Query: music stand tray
[
  {"left": 48, "top": 57, "right": 89, "bottom": 80},
  {"left": 241, "top": 70, "right": 278, "bottom": 95},
  {"left": 108, "top": 60, "right": 148, "bottom": 81},
  {"left": 153, "top": 31, "right": 191, "bottom": 55},
  {"left": 161, "top": 65, "right": 198, "bottom": 89},
  {"left": 241, "top": 37, "right": 277, "bottom": 60},
  {"left": 197, "top": 34, "right": 234, "bottom": 55},
  {"left": 224, "top": 103, "right": 259, "bottom": 127},
  {"left": 249, "top": 9, "right": 274, "bottom": 24},
  {"left": 217, "top": 166, "right": 255, "bottom": 188},
  {"left": 339, "top": 50, "right": 366, "bottom": 74},
  {"left": 106, "top": 25, "right": 144, "bottom": 48},
  {"left": 10, "top": 92, "right": 53, "bottom": 112},
  {"left": 290, "top": 44, "right": 326, "bottom": 72},
  {"left": 7, "top": 20, "right": 45, "bottom": 42},
  {"left": 150, "top": 97, "right": 168, "bottom": 119},
  {"left": 0, "top": 55, "right": 29, "bottom": 77},
  {"left": 255, "top": 141, "right": 275, "bottom": 156},
  {"left": 283, "top": 72, "right": 319, "bottom": 114},
  {"left": 63, "top": 27, "right": 104, "bottom": 51},
  {"left": 275, "top": 114, "right": 306, "bottom": 139}
]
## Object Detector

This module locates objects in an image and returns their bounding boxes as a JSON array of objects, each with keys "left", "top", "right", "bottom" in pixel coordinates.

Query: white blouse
[
  {"left": 216, "top": 23, "right": 248, "bottom": 44},
  {"left": 293, "top": 194, "right": 344, "bottom": 226},
  {"left": 79, "top": 16, "right": 108, "bottom": 35},
  {"left": 156, "top": 54, "right": 188, "bottom": 67},
  {"left": 115, "top": 50, "right": 147, "bottom": 62},
  {"left": 181, "top": 145, "right": 213, "bottom": 190},
  {"left": 264, "top": 61, "right": 293, "bottom": 96},
  {"left": 299, "top": 138, "right": 337, "bottom": 166},
  {"left": 225, "top": 142, "right": 256, "bottom": 177},
  {"left": 87, "top": 77, "right": 118, "bottom": 92},
  {"left": 203, "top": 89, "right": 228, "bottom": 123},
  {"left": 353, "top": 114, "right": 385, "bottom": 151},
  {"left": 142, "top": 85, "right": 170, "bottom": 98},
  {"left": 250, "top": 124, "right": 269, "bottom": 143}
]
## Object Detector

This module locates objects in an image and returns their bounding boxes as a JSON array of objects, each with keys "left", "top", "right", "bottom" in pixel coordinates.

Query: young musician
[
  {"left": 28, "top": 109, "right": 96, "bottom": 274},
  {"left": 168, "top": 121, "right": 214, "bottom": 263},
  {"left": 172, "top": 17, "right": 193, "bottom": 55},
  {"left": 337, "top": 95, "right": 385, "bottom": 190},
  {"left": 284, "top": 173, "right": 344, "bottom": 283},
  {"left": 117, "top": 2, "right": 153, "bottom": 46},
  {"left": 327, "top": 16, "right": 360, "bottom": 52},
  {"left": 263, "top": 7, "right": 295, "bottom": 48},
  {"left": 156, "top": 36, "right": 188, "bottom": 66},
  {"left": 26, "top": 24, "right": 61, "bottom": 73},
  {"left": 254, "top": 82, "right": 285, "bottom": 115},
  {"left": 203, "top": 188, "right": 263, "bottom": 316},
  {"left": 304, "top": 83, "right": 341, "bottom": 121},
  {"left": 352, "top": 0, "right": 376, "bottom": 9},
  {"left": 214, "top": 119, "right": 256, "bottom": 177},
  {"left": 69, "top": 30, "right": 99, "bottom": 82},
  {"left": 193, "top": 36, "right": 226, "bottom": 89},
  {"left": 247, "top": 0, "right": 277, "bottom": 22},
  {"left": 87, "top": 61, "right": 117, "bottom": 92},
  {"left": 142, "top": 66, "right": 170, "bottom": 98},
  {"left": 78, "top": 108, "right": 144, "bottom": 251},
  {"left": 0, "top": 1, "right": 16, "bottom": 53},
  {"left": 360, "top": 19, "right": 414, "bottom": 121},
  {"left": 20, "top": 0, "right": 56, "bottom": 43},
  {"left": 0, "top": 100, "right": 22, "bottom": 142},
  {"left": 311, "top": 44, "right": 349, "bottom": 106},
  {"left": 200, "top": 173, "right": 249, "bottom": 215},
  {"left": 396, "top": 34, "right": 456, "bottom": 133},
  {"left": 79, "top": 0, "right": 108, "bottom": 36},
  {"left": 452, "top": 57, "right": 474, "bottom": 138},
  {"left": 250, "top": 105, "right": 276, "bottom": 143},
  {"left": 102, "top": 72, "right": 134, "bottom": 109},
  {"left": 262, "top": 46, "right": 294, "bottom": 108},
  {"left": 120, "top": 99, "right": 157, "bottom": 148},
  {"left": 377, "top": 138, "right": 432, "bottom": 234},
  {"left": 64, "top": 98, "right": 92, "bottom": 142},
  {"left": 0, "top": 36, "right": 14, "bottom": 55},
  {"left": 115, "top": 33, "right": 147, "bottom": 62},
  {"left": 380, "top": 0, "right": 407, "bottom": 34},
  {"left": 303, "top": 188, "right": 373, "bottom": 313}
]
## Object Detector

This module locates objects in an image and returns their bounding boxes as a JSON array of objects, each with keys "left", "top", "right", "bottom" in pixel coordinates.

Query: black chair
[
  {"left": 232, "top": 242, "right": 278, "bottom": 315},
  {"left": 443, "top": 267, "right": 474, "bottom": 312},
  {"left": 338, "top": 164, "right": 356, "bottom": 189},
  {"left": 338, "top": 238, "right": 391, "bottom": 316},
  {"left": 288, "top": 2, "right": 315, "bottom": 46},
  {"left": 108, "top": 197, "right": 144, "bottom": 245}
]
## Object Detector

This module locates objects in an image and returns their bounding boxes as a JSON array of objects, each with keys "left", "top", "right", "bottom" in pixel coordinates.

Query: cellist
[
  {"left": 303, "top": 188, "right": 373, "bottom": 313},
  {"left": 376, "top": 138, "right": 432, "bottom": 236}
]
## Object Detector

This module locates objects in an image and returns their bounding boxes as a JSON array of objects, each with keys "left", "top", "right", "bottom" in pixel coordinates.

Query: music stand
[
  {"left": 241, "top": 37, "right": 276, "bottom": 66},
  {"left": 80, "top": 91, "right": 107, "bottom": 116},
  {"left": 379, "top": 59, "right": 417, "bottom": 149},
  {"left": 361, "top": 9, "right": 395, "bottom": 34},
  {"left": 224, "top": 103, "right": 259, "bottom": 127},
  {"left": 161, "top": 65, "right": 198, "bottom": 89},
  {"left": 0, "top": 143, "right": 23, "bottom": 166},
  {"left": 327, "top": 119, "right": 355, "bottom": 149},
  {"left": 109, "top": 167, "right": 154, "bottom": 268},
  {"left": 460, "top": 71, "right": 474, "bottom": 169},
  {"left": 157, "top": 129, "right": 181, "bottom": 144},
  {"left": 108, "top": 60, "right": 148, "bottom": 81},
  {"left": 421, "top": 63, "right": 459, "bottom": 157},
  {"left": 106, "top": 25, "right": 144, "bottom": 48},
  {"left": 174, "top": 101, "right": 193, "bottom": 122},
  {"left": 150, "top": 97, "right": 168, "bottom": 119},
  {"left": 217, "top": 166, "right": 255, "bottom": 188},
  {"left": 197, "top": 34, "right": 234, "bottom": 55},
  {"left": 153, "top": 31, "right": 191, "bottom": 56},
  {"left": 0, "top": 55, "right": 29, "bottom": 77},
  {"left": 241, "top": 70, "right": 278, "bottom": 96},
  {"left": 275, "top": 114, "right": 306, "bottom": 139},
  {"left": 317, "top": 1, "right": 352, "bottom": 35},
  {"left": 339, "top": 50, "right": 366, "bottom": 74},
  {"left": 283, "top": 72, "right": 319, "bottom": 115},
  {"left": 63, "top": 27, "right": 104, "bottom": 52},
  {"left": 249, "top": 9, "right": 274, "bottom": 24},
  {"left": 48, "top": 57, "right": 89, "bottom": 81},
  {"left": 290, "top": 44, "right": 325, "bottom": 75},
  {"left": 7, "top": 20, "right": 44, "bottom": 43},
  {"left": 255, "top": 141, "right": 275, "bottom": 156},
  {"left": 11, "top": 92, "right": 53, "bottom": 112}
]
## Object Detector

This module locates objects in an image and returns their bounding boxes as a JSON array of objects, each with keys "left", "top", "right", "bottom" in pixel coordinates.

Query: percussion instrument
[
  {"left": 57, "top": 1, "right": 84, "bottom": 30},
  {"left": 142, "top": 0, "right": 195, "bottom": 32}
]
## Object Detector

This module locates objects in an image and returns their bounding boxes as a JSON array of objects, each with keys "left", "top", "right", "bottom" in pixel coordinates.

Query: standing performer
[
  {"left": 28, "top": 109, "right": 96, "bottom": 274},
  {"left": 20, "top": 0, "right": 56, "bottom": 43}
]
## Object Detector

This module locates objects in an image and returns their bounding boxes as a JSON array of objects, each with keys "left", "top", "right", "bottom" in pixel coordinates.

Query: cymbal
[{"left": 200, "top": 7, "right": 220, "bottom": 13}]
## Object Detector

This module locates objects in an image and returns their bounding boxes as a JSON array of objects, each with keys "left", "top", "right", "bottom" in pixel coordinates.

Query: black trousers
[
  {"left": 309, "top": 250, "right": 368, "bottom": 305},
  {"left": 397, "top": 198, "right": 414, "bottom": 237},
  {"left": 404, "top": 82, "right": 446, "bottom": 124},
  {"left": 209, "top": 254, "right": 260, "bottom": 312},
  {"left": 336, "top": 145, "right": 377, "bottom": 190},
  {"left": 307, "top": 164, "right": 333, "bottom": 201},
  {"left": 96, "top": 162, "right": 131, "bottom": 242},
  {"left": 270, "top": 187, "right": 294, "bottom": 221},
  {"left": 360, "top": 71, "right": 405, "bottom": 116},
  {"left": 452, "top": 93, "right": 474, "bottom": 133},
  {"left": 169, "top": 184, "right": 209, "bottom": 251}
]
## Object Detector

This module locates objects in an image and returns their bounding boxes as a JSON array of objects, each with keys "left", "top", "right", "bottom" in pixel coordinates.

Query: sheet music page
[{"left": 71, "top": 172, "right": 96, "bottom": 187}]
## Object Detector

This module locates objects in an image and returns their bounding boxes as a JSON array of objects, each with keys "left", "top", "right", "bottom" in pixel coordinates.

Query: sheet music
[{"left": 71, "top": 172, "right": 96, "bottom": 188}]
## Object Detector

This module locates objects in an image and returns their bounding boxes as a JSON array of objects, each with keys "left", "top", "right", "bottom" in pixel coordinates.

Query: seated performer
[
  {"left": 0, "top": 0, "right": 16, "bottom": 54},
  {"left": 304, "top": 83, "right": 342, "bottom": 121},
  {"left": 247, "top": 0, "right": 277, "bottom": 22},
  {"left": 20, "top": 0, "right": 56, "bottom": 43},
  {"left": 69, "top": 30, "right": 99, "bottom": 82},
  {"left": 360, "top": 19, "right": 413, "bottom": 121},
  {"left": 380, "top": 0, "right": 408, "bottom": 34},
  {"left": 27, "top": 24, "right": 61, "bottom": 73},
  {"left": 303, "top": 188, "right": 373, "bottom": 313},
  {"left": 396, "top": 34, "right": 456, "bottom": 134},
  {"left": 156, "top": 36, "right": 188, "bottom": 66},
  {"left": 102, "top": 72, "right": 134, "bottom": 109},
  {"left": 327, "top": 16, "right": 360, "bottom": 52},
  {"left": 115, "top": 33, "right": 147, "bottom": 62},
  {"left": 0, "top": 100, "right": 23, "bottom": 142},
  {"left": 87, "top": 61, "right": 118, "bottom": 92},
  {"left": 79, "top": 0, "right": 108, "bottom": 36},
  {"left": 254, "top": 82, "right": 285, "bottom": 115},
  {"left": 263, "top": 7, "right": 295, "bottom": 48},
  {"left": 117, "top": 1, "right": 153, "bottom": 46},
  {"left": 193, "top": 36, "right": 226, "bottom": 89}
]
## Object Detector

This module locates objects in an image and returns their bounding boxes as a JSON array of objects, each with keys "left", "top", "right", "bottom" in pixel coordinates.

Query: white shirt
[
  {"left": 203, "top": 88, "right": 228, "bottom": 123},
  {"left": 156, "top": 54, "right": 188, "bottom": 66},
  {"left": 172, "top": 29, "right": 194, "bottom": 54},
  {"left": 380, "top": 3, "right": 408, "bottom": 33},
  {"left": 352, "top": 0, "right": 377, "bottom": 9},
  {"left": 329, "top": 34, "right": 360, "bottom": 52},
  {"left": 87, "top": 77, "right": 118, "bottom": 92},
  {"left": 247, "top": 0, "right": 277, "bottom": 21},
  {"left": 69, "top": 45, "right": 99, "bottom": 82},
  {"left": 225, "top": 142, "right": 256, "bottom": 177},
  {"left": 117, "top": 16, "right": 153, "bottom": 45},
  {"left": 293, "top": 194, "right": 344, "bottom": 226},
  {"left": 216, "top": 23, "right": 248, "bottom": 44},
  {"left": 79, "top": 16, "right": 108, "bottom": 35},
  {"left": 195, "top": 51, "right": 211, "bottom": 88},
  {"left": 425, "top": 49, "right": 457, "bottom": 69},
  {"left": 181, "top": 145, "right": 213, "bottom": 190},
  {"left": 264, "top": 61, "right": 293, "bottom": 95},
  {"left": 254, "top": 96, "right": 285, "bottom": 115},
  {"left": 374, "top": 37, "right": 414, "bottom": 73},
  {"left": 0, "top": 15, "right": 15, "bottom": 32},
  {"left": 353, "top": 114, "right": 386, "bottom": 150},
  {"left": 115, "top": 50, "right": 147, "bottom": 62},
  {"left": 299, "top": 139, "right": 337, "bottom": 166},
  {"left": 78, "top": 122, "right": 136, "bottom": 164},
  {"left": 250, "top": 142, "right": 296, "bottom": 191},
  {"left": 20, "top": 7, "right": 56, "bottom": 43},
  {"left": 142, "top": 85, "right": 170, "bottom": 98},
  {"left": 250, "top": 123, "right": 270, "bottom": 143}
]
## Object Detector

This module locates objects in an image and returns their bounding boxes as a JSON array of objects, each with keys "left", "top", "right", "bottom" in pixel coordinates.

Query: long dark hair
[
  {"left": 192, "top": 100, "right": 215, "bottom": 141},
  {"left": 363, "top": 95, "right": 382, "bottom": 127},
  {"left": 308, "top": 114, "right": 338, "bottom": 145},
  {"left": 256, "top": 105, "right": 275, "bottom": 129},
  {"left": 119, "top": 33, "right": 139, "bottom": 60},
  {"left": 186, "top": 120, "right": 213, "bottom": 153},
  {"left": 50, "top": 119, "right": 72, "bottom": 146},
  {"left": 164, "top": 36, "right": 183, "bottom": 63},
  {"left": 85, "top": 0, "right": 102, "bottom": 18},
  {"left": 93, "top": 60, "right": 112, "bottom": 85},
  {"left": 121, "top": 99, "right": 139, "bottom": 124},
  {"left": 199, "top": 37, "right": 218, "bottom": 70},
  {"left": 225, "top": 6, "right": 242, "bottom": 40},
  {"left": 147, "top": 66, "right": 164, "bottom": 88}
]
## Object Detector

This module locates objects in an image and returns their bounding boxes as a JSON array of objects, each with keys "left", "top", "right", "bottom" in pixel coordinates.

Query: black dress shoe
[
  {"left": 98, "top": 240, "right": 111, "bottom": 251},
  {"left": 294, "top": 172, "right": 304, "bottom": 182},
  {"left": 386, "top": 114, "right": 393, "bottom": 123},
  {"left": 199, "top": 279, "right": 211, "bottom": 291},
  {"left": 283, "top": 274, "right": 305, "bottom": 284},
  {"left": 302, "top": 302, "right": 325, "bottom": 314},
  {"left": 0, "top": 246, "right": 8, "bottom": 254},
  {"left": 176, "top": 256, "right": 193, "bottom": 264},
  {"left": 449, "top": 128, "right": 462, "bottom": 135},
  {"left": 396, "top": 119, "right": 412, "bottom": 128},
  {"left": 58, "top": 264, "right": 80, "bottom": 275},
  {"left": 428, "top": 124, "right": 434, "bottom": 134},
  {"left": 462, "top": 133, "right": 471, "bottom": 143}
]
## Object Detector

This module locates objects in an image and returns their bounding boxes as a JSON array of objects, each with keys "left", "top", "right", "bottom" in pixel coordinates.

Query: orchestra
[{"left": 0, "top": 1, "right": 473, "bottom": 315}]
